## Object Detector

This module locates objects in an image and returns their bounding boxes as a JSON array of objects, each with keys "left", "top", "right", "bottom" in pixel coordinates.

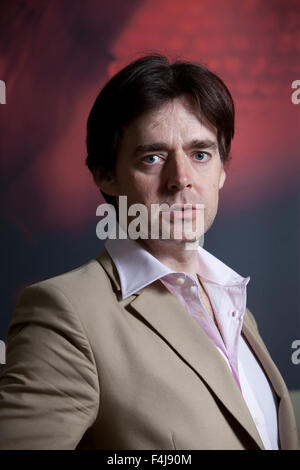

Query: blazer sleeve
[{"left": 0, "top": 283, "right": 100, "bottom": 449}]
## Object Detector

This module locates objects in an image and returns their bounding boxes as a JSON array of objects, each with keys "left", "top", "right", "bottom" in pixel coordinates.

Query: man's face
[{"left": 99, "top": 95, "right": 226, "bottom": 244}]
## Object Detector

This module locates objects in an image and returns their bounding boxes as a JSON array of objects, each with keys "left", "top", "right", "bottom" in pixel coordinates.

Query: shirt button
[
  {"left": 254, "top": 417, "right": 260, "bottom": 426},
  {"left": 232, "top": 311, "right": 237, "bottom": 318},
  {"left": 190, "top": 285, "right": 198, "bottom": 295},
  {"left": 175, "top": 277, "right": 185, "bottom": 285}
]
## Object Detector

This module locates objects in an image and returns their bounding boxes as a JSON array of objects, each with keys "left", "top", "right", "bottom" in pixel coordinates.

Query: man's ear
[
  {"left": 219, "top": 168, "right": 226, "bottom": 189},
  {"left": 93, "top": 167, "right": 118, "bottom": 196}
]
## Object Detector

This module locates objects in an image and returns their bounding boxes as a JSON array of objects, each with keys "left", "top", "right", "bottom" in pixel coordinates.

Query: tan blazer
[{"left": 0, "top": 247, "right": 298, "bottom": 450}]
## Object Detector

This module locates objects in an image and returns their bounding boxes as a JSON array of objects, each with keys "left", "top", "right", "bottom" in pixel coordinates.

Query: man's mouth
[{"left": 158, "top": 204, "right": 203, "bottom": 220}]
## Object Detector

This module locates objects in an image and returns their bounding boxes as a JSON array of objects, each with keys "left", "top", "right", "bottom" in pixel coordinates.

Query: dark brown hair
[{"left": 86, "top": 54, "right": 235, "bottom": 208}]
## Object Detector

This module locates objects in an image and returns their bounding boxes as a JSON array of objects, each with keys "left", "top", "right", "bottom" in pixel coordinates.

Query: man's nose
[{"left": 165, "top": 152, "right": 192, "bottom": 191}]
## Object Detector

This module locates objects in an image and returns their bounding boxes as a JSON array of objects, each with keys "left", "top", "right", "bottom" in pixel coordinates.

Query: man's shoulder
[
  {"left": 7, "top": 247, "right": 119, "bottom": 344},
  {"left": 21, "top": 247, "right": 115, "bottom": 306}
]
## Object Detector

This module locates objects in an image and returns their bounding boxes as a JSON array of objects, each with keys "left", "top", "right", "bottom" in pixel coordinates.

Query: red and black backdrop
[{"left": 0, "top": 0, "right": 299, "bottom": 389}]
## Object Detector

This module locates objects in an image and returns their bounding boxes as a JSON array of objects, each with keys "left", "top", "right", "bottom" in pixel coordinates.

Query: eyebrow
[{"left": 133, "top": 139, "right": 218, "bottom": 156}]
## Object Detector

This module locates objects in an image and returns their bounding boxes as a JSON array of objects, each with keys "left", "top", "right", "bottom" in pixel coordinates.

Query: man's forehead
[
  {"left": 137, "top": 97, "right": 205, "bottom": 126},
  {"left": 124, "top": 100, "right": 217, "bottom": 144}
]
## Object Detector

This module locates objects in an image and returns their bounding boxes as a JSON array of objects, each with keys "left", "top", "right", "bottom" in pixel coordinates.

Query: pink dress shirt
[{"left": 105, "top": 225, "right": 279, "bottom": 450}]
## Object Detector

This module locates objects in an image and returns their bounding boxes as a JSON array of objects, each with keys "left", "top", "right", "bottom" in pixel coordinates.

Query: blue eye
[
  {"left": 194, "top": 151, "right": 210, "bottom": 161},
  {"left": 144, "top": 155, "right": 160, "bottom": 164}
]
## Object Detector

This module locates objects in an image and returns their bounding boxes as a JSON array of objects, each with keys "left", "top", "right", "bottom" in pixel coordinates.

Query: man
[{"left": 0, "top": 55, "right": 298, "bottom": 450}]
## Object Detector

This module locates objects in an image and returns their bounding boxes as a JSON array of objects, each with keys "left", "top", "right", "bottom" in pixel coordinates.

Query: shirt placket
[{"left": 161, "top": 274, "right": 242, "bottom": 391}]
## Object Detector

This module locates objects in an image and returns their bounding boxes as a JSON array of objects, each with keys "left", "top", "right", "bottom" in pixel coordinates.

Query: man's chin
[{"left": 158, "top": 231, "right": 203, "bottom": 244}]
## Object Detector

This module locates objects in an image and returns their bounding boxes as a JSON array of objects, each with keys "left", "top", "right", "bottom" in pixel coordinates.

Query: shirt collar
[{"left": 105, "top": 222, "right": 250, "bottom": 300}]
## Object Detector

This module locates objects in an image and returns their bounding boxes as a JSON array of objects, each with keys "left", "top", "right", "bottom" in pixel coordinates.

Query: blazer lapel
[
  {"left": 242, "top": 312, "right": 298, "bottom": 450},
  {"left": 241, "top": 312, "right": 286, "bottom": 400},
  {"left": 130, "top": 282, "right": 265, "bottom": 449},
  {"left": 97, "top": 247, "right": 264, "bottom": 449}
]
